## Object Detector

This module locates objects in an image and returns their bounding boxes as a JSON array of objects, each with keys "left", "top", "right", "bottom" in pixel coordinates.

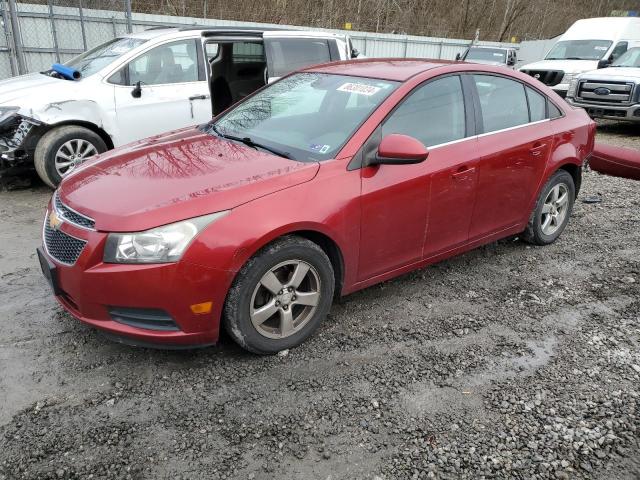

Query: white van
[
  {"left": 519, "top": 17, "right": 640, "bottom": 98},
  {"left": 0, "top": 27, "right": 358, "bottom": 187}
]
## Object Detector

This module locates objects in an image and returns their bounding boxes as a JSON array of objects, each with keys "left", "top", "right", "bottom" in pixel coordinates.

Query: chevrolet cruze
[{"left": 38, "top": 59, "right": 595, "bottom": 354}]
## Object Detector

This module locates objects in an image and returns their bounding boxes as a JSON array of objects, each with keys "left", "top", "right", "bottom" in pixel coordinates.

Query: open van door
[
  {"left": 201, "top": 32, "right": 267, "bottom": 115},
  {"left": 263, "top": 33, "right": 334, "bottom": 83}
]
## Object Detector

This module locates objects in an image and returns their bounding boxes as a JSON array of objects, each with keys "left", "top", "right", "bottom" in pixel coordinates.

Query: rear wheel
[
  {"left": 34, "top": 126, "right": 107, "bottom": 188},
  {"left": 223, "top": 236, "right": 335, "bottom": 354},
  {"left": 522, "top": 170, "right": 575, "bottom": 246}
]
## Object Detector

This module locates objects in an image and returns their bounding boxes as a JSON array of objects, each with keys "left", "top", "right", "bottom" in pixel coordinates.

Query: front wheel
[
  {"left": 522, "top": 169, "right": 575, "bottom": 246},
  {"left": 223, "top": 236, "right": 335, "bottom": 354},
  {"left": 34, "top": 126, "right": 107, "bottom": 188}
]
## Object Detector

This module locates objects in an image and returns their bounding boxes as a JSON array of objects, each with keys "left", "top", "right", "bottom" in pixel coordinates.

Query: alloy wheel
[
  {"left": 541, "top": 183, "right": 569, "bottom": 236},
  {"left": 54, "top": 139, "right": 98, "bottom": 177},
  {"left": 250, "top": 260, "right": 321, "bottom": 339}
]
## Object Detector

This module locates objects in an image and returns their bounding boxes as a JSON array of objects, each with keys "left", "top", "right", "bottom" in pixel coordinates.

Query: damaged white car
[{"left": 0, "top": 27, "right": 358, "bottom": 187}]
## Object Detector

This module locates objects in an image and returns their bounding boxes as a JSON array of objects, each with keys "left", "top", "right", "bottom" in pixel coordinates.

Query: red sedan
[{"left": 38, "top": 59, "right": 596, "bottom": 354}]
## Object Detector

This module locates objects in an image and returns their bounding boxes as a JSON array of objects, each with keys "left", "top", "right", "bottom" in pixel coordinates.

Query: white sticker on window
[
  {"left": 595, "top": 46, "right": 608, "bottom": 51},
  {"left": 337, "top": 83, "right": 381, "bottom": 96},
  {"left": 493, "top": 53, "right": 503, "bottom": 57}
]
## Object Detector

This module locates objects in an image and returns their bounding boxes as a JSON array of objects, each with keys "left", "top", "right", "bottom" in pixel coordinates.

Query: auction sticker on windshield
[{"left": 337, "top": 83, "right": 381, "bottom": 96}]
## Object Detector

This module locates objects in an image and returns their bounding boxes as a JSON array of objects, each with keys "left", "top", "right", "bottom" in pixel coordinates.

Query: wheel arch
[
  {"left": 40, "top": 120, "right": 115, "bottom": 150},
  {"left": 557, "top": 162, "right": 582, "bottom": 198},
  {"left": 232, "top": 226, "right": 346, "bottom": 298}
]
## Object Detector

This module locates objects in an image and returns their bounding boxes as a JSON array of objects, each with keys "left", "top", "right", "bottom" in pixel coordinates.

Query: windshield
[
  {"left": 612, "top": 48, "right": 640, "bottom": 67},
  {"left": 64, "top": 37, "right": 147, "bottom": 77},
  {"left": 210, "top": 72, "right": 399, "bottom": 161},
  {"left": 465, "top": 48, "right": 506, "bottom": 63},
  {"left": 546, "top": 40, "right": 612, "bottom": 61}
]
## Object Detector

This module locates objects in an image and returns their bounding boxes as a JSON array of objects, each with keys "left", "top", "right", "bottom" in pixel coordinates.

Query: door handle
[
  {"left": 451, "top": 166, "right": 475, "bottom": 179},
  {"left": 529, "top": 142, "right": 547, "bottom": 157},
  {"left": 189, "top": 94, "right": 209, "bottom": 101}
]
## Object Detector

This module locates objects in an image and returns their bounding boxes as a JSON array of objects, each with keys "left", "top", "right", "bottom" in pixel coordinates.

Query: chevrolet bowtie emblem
[{"left": 49, "top": 210, "right": 63, "bottom": 230}]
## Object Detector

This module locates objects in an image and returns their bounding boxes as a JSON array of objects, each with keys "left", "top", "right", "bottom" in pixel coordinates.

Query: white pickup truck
[
  {"left": 567, "top": 47, "right": 640, "bottom": 123},
  {"left": 0, "top": 27, "right": 359, "bottom": 187}
]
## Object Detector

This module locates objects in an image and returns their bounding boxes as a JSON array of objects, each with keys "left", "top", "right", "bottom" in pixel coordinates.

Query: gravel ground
[{"left": 0, "top": 122, "right": 639, "bottom": 480}]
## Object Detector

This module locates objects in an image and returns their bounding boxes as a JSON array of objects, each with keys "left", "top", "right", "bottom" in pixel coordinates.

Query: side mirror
[
  {"left": 368, "top": 134, "right": 429, "bottom": 166},
  {"left": 351, "top": 48, "right": 360, "bottom": 58},
  {"left": 597, "top": 59, "right": 610, "bottom": 69},
  {"left": 507, "top": 57, "right": 516, "bottom": 66},
  {"left": 455, "top": 53, "right": 462, "bottom": 61},
  {"left": 131, "top": 81, "right": 142, "bottom": 98}
]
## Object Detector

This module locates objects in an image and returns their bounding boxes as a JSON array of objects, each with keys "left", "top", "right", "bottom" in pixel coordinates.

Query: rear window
[{"left": 266, "top": 38, "right": 331, "bottom": 77}]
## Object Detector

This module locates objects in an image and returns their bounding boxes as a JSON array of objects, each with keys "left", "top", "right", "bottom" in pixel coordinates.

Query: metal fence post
[
  {"left": 78, "top": 0, "right": 88, "bottom": 51},
  {"left": 124, "top": 0, "right": 132, "bottom": 33},
  {"left": 1, "top": 3, "right": 17, "bottom": 76},
  {"left": 47, "top": 0, "right": 60, "bottom": 62},
  {"left": 7, "top": 0, "right": 25, "bottom": 74}
]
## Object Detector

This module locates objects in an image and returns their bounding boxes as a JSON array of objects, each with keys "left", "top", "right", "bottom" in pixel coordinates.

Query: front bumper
[
  {"left": 566, "top": 98, "right": 640, "bottom": 122},
  {"left": 39, "top": 206, "right": 235, "bottom": 347},
  {"left": 0, "top": 115, "right": 40, "bottom": 166}
]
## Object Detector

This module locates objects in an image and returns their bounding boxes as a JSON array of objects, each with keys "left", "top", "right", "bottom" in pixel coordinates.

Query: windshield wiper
[{"left": 209, "top": 124, "right": 291, "bottom": 159}]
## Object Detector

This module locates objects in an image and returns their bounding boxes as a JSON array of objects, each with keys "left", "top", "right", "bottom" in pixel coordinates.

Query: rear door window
[
  {"left": 473, "top": 75, "right": 529, "bottom": 133},
  {"left": 266, "top": 38, "right": 331, "bottom": 77},
  {"left": 526, "top": 86, "right": 547, "bottom": 122}
]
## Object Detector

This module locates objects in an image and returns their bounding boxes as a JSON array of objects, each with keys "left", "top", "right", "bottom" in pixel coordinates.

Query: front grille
[
  {"left": 44, "top": 213, "right": 87, "bottom": 265},
  {"left": 54, "top": 191, "right": 95, "bottom": 229},
  {"left": 577, "top": 81, "right": 634, "bottom": 105},
  {"left": 521, "top": 69, "right": 564, "bottom": 86}
]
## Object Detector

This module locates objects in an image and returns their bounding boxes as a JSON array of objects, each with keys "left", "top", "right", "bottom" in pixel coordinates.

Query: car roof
[
  {"left": 125, "top": 26, "right": 348, "bottom": 41},
  {"left": 305, "top": 58, "right": 456, "bottom": 82}
]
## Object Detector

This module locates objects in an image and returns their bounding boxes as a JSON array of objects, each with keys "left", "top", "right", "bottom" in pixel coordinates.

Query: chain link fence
[
  {"left": 0, "top": 0, "right": 132, "bottom": 78},
  {"left": 0, "top": 0, "right": 519, "bottom": 80}
]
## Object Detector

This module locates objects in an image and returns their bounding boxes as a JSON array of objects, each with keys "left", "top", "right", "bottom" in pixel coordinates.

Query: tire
[
  {"left": 223, "top": 236, "right": 335, "bottom": 354},
  {"left": 522, "top": 169, "right": 575, "bottom": 246},
  {"left": 34, "top": 126, "right": 107, "bottom": 188}
]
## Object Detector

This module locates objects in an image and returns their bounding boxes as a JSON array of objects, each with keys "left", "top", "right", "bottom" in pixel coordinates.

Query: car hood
[
  {"left": 578, "top": 67, "right": 640, "bottom": 80},
  {"left": 59, "top": 128, "right": 320, "bottom": 232},
  {"left": 0, "top": 72, "right": 80, "bottom": 108},
  {"left": 520, "top": 59, "right": 600, "bottom": 74}
]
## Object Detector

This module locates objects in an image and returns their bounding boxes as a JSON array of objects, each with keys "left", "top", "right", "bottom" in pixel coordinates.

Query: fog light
[
  {"left": 190, "top": 301, "right": 213, "bottom": 315},
  {"left": 633, "top": 109, "right": 640, "bottom": 117}
]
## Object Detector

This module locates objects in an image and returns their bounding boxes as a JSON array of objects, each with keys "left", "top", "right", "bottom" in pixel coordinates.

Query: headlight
[
  {"left": 0, "top": 106, "right": 19, "bottom": 122},
  {"left": 103, "top": 211, "right": 229, "bottom": 264},
  {"left": 567, "top": 78, "right": 579, "bottom": 98},
  {"left": 561, "top": 73, "right": 576, "bottom": 85}
]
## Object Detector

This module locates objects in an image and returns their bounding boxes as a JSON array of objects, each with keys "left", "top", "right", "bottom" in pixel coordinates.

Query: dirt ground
[{"left": 0, "top": 122, "right": 638, "bottom": 480}]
